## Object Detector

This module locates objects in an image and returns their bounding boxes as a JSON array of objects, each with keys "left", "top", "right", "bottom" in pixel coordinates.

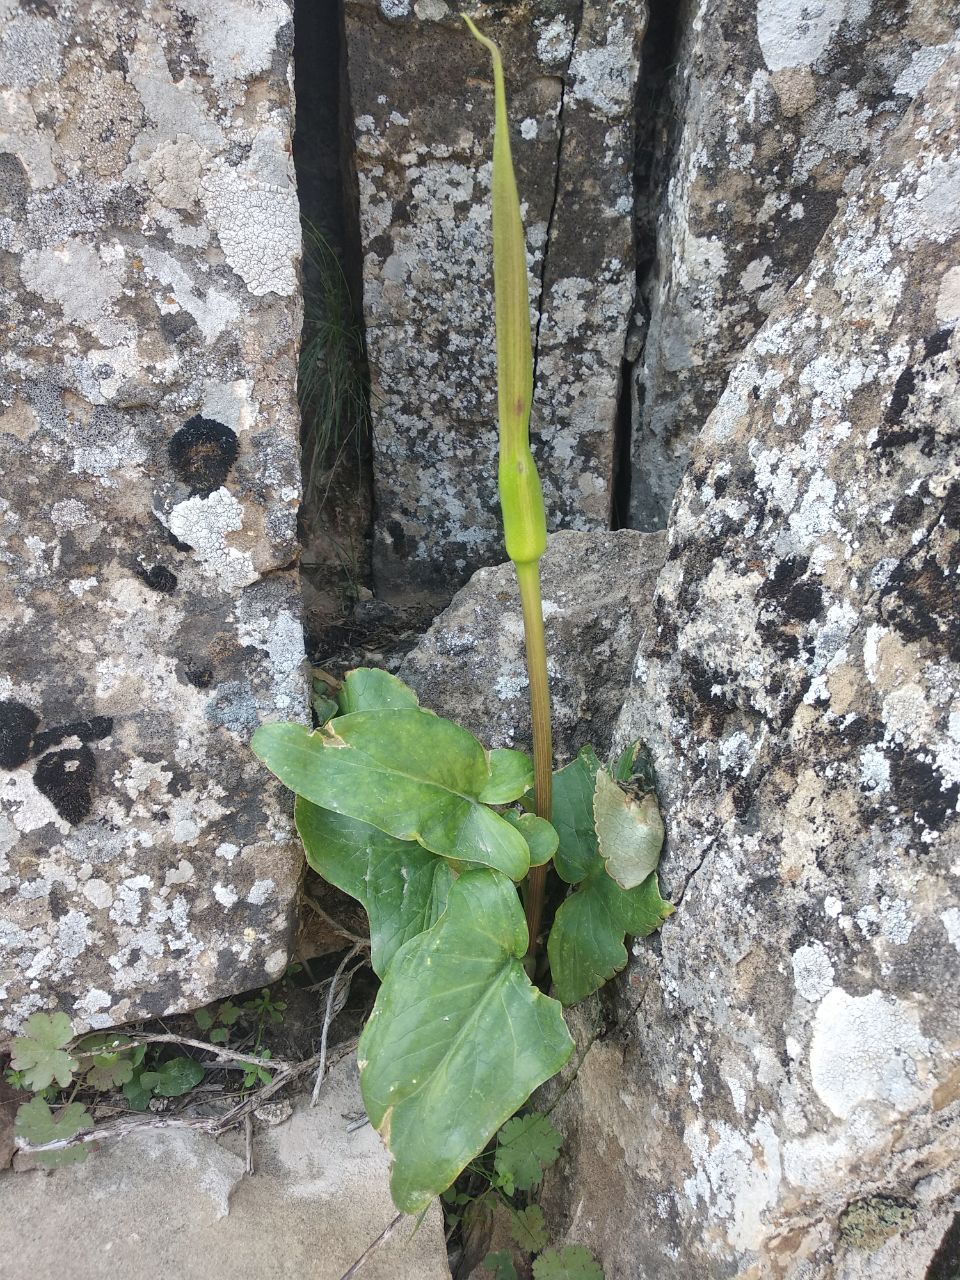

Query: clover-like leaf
[
  {"left": 359, "top": 870, "right": 573, "bottom": 1212},
  {"left": 494, "top": 1111, "right": 563, "bottom": 1194},
  {"left": 15, "top": 1098, "right": 92, "bottom": 1167},
  {"left": 593, "top": 766, "right": 664, "bottom": 891},
  {"left": 336, "top": 667, "right": 420, "bottom": 714},
  {"left": 296, "top": 799, "right": 454, "bottom": 977},
  {"left": 10, "top": 1012, "right": 77, "bottom": 1091},
  {"left": 253, "top": 710, "right": 531, "bottom": 879},
  {"left": 533, "top": 1245, "right": 604, "bottom": 1280},
  {"left": 85, "top": 1052, "right": 135, "bottom": 1091},
  {"left": 139, "top": 1057, "right": 204, "bottom": 1097},
  {"left": 484, "top": 1252, "right": 519, "bottom": 1280},
  {"left": 511, "top": 1205, "right": 548, "bottom": 1254}
]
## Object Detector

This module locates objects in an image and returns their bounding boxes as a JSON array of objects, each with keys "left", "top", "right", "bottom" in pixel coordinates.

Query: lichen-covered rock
[
  {"left": 345, "top": 0, "right": 645, "bottom": 604},
  {"left": 0, "top": 1, "right": 306, "bottom": 1040},
  {"left": 542, "top": 48, "right": 960, "bottom": 1278},
  {"left": 630, "top": 0, "right": 960, "bottom": 529},
  {"left": 400, "top": 530, "right": 665, "bottom": 764}
]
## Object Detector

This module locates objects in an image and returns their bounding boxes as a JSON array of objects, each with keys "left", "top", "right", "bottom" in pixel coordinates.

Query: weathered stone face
[
  {"left": 630, "top": 0, "right": 960, "bottom": 530},
  {"left": 542, "top": 49, "right": 960, "bottom": 1278},
  {"left": 345, "top": 0, "right": 645, "bottom": 604},
  {"left": 400, "top": 529, "right": 666, "bottom": 764},
  {"left": 0, "top": 0, "right": 306, "bottom": 1040}
]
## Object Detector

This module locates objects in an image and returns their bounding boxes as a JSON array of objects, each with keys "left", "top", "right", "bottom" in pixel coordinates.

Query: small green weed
[{"left": 440, "top": 1108, "right": 603, "bottom": 1279}]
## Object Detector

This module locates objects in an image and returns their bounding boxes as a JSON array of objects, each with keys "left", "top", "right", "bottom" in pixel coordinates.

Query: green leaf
[
  {"left": 123, "top": 1072, "right": 153, "bottom": 1112},
  {"left": 548, "top": 869, "right": 673, "bottom": 1007},
  {"left": 254, "top": 711, "right": 530, "bottom": 880},
  {"left": 593, "top": 767, "right": 664, "bottom": 891},
  {"left": 479, "top": 749, "right": 534, "bottom": 804},
  {"left": 551, "top": 748, "right": 601, "bottom": 884},
  {"left": 494, "top": 1111, "right": 563, "bottom": 1194},
  {"left": 511, "top": 1205, "right": 548, "bottom": 1254},
  {"left": 194, "top": 1008, "right": 214, "bottom": 1031},
  {"left": 484, "top": 1252, "right": 519, "bottom": 1280},
  {"left": 296, "top": 799, "right": 455, "bottom": 977},
  {"left": 139, "top": 1057, "right": 204, "bottom": 1097},
  {"left": 533, "top": 1245, "right": 604, "bottom": 1280},
  {"left": 10, "top": 1012, "right": 77, "bottom": 1091},
  {"left": 85, "top": 1052, "right": 135, "bottom": 1090},
  {"left": 15, "top": 1098, "right": 92, "bottom": 1167},
  {"left": 501, "top": 811, "right": 558, "bottom": 867},
  {"left": 218, "top": 1000, "right": 243, "bottom": 1026},
  {"left": 209, "top": 1028, "right": 230, "bottom": 1044},
  {"left": 337, "top": 667, "right": 420, "bottom": 714},
  {"left": 359, "top": 870, "right": 573, "bottom": 1213}
]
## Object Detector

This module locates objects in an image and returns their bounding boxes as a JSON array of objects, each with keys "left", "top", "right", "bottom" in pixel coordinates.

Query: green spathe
[
  {"left": 252, "top": 708, "right": 531, "bottom": 880},
  {"left": 358, "top": 869, "right": 574, "bottom": 1212}
]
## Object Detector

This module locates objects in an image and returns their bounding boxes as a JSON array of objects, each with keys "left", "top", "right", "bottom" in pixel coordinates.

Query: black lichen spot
[
  {"left": 926, "top": 1212, "right": 960, "bottom": 1280},
  {"left": 33, "top": 746, "right": 96, "bottom": 824},
  {"left": 184, "top": 660, "right": 214, "bottom": 689},
  {"left": 888, "top": 746, "right": 958, "bottom": 832},
  {"left": 881, "top": 544, "right": 960, "bottom": 662},
  {"left": 782, "top": 580, "right": 823, "bottom": 623},
  {"left": 712, "top": 475, "right": 728, "bottom": 498},
  {"left": 885, "top": 364, "right": 917, "bottom": 427},
  {"left": 923, "top": 327, "right": 953, "bottom": 361},
  {"left": 891, "top": 490, "right": 926, "bottom": 527},
  {"left": 135, "top": 564, "right": 178, "bottom": 594},
  {"left": 32, "top": 716, "right": 113, "bottom": 756},
  {"left": 167, "top": 528, "right": 194, "bottom": 552},
  {"left": 168, "top": 416, "right": 239, "bottom": 496},
  {"left": 0, "top": 699, "right": 40, "bottom": 768},
  {"left": 385, "top": 519, "right": 407, "bottom": 557}
]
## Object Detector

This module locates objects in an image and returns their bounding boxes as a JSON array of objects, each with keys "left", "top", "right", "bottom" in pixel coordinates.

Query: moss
[{"left": 839, "top": 1196, "right": 916, "bottom": 1252}]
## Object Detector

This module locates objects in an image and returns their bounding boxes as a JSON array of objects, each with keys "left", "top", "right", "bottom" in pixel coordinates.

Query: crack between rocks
[{"left": 532, "top": 1, "right": 584, "bottom": 394}]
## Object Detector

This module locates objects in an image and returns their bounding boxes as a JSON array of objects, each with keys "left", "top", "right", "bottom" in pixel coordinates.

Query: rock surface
[
  {"left": 345, "top": 0, "right": 645, "bottom": 604},
  {"left": 400, "top": 530, "right": 666, "bottom": 764},
  {"left": 542, "top": 47, "right": 960, "bottom": 1278},
  {"left": 0, "top": 0, "right": 307, "bottom": 1040},
  {"left": 630, "top": 0, "right": 960, "bottom": 529},
  {"left": 0, "top": 1058, "right": 451, "bottom": 1280}
]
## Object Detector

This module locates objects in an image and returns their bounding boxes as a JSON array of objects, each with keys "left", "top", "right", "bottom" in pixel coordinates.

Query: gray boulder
[
  {"left": 400, "top": 529, "right": 666, "bottom": 763},
  {"left": 0, "top": 1, "right": 306, "bottom": 1040},
  {"left": 630, "top": 0, "right": 960, "bottom": 530},
  {"left": 543, "top": 46, "right": 960, "bottom": 1279},
  {"left": 344, "top": 0, "right": 646, "bottom": 604}
]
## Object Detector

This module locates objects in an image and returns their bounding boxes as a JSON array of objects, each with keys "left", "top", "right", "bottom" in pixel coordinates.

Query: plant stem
[{"left": 515, "top": 558, "right": 552, "bottom": 954}]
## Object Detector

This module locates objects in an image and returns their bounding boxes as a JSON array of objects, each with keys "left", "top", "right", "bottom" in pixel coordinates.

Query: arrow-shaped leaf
[
  {"left": 359, "top": 869, "right": 573, "bottom": 1212},
  {"left": 296, "top": 797, "right": 455, "bottom": 977},
  {"left": 252, "top": 709, "right": 531, "bottom": 880}
]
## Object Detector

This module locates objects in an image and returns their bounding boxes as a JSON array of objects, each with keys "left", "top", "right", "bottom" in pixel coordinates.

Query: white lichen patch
[
  {"left": 202, "top": 161, "right": 299, "bottom": 297},
  {"left": 791, "top": 941, "right": 835, "bottom": 1002},
  {"left": 167, "top": 489, "right": 257, "bottom": 591},
  {"left": 809, "top": 988, "right": 932, "bottom": 1119}
]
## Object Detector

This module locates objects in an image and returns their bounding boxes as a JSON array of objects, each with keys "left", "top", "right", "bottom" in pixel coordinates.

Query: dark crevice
[
  {"left": 292, "top": 0, "right": 375, "bottom": 647},
  {"left": 531, "top": 1, "right": 585, "bottom": 394},
  {"left": 617, "top": 0, "right": 690, "bottom": 532}
]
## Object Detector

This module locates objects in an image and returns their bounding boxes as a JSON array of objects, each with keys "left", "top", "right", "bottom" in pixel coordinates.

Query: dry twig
[
  {"left": 311, "top": 944, "right": 365, "bottom": 1106},
  {"left": 337, "top": 1213, "right": 404, "bottom": 1280}
]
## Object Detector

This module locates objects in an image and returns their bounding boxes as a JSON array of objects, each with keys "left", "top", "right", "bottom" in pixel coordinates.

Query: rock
[
  {"left": 0, "top": 2, "right": 307, "bottom": 1040},
  {"left": 344, "top": 0, "right": 645, "bottom": 604},
  {"left": 542, "top": 49, "right": 960, "bottom": 1278},
  {"left": 0, "top": 1057, "right": 451, "bottom": 1280},
  {"left": 400, "top": 530, "right": 666, "bottom": 763},
  {"left": 630, "top": 0, "right": 960, "bottom": 529}
]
